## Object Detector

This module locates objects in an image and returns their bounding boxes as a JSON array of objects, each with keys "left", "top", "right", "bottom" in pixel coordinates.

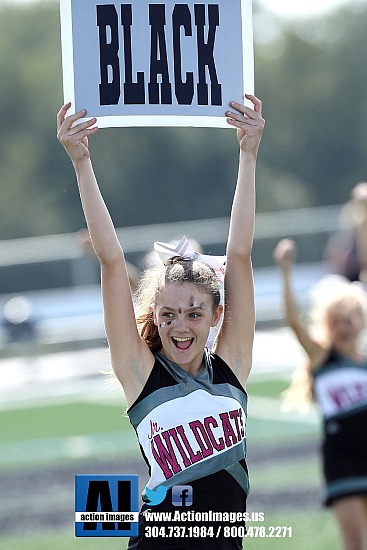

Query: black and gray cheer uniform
[
  {"left": 312, "top": 349, "right": 367, "bottom": 506},
  {"left": 127, "top": 348, "right": 249, "bottom": 549}
]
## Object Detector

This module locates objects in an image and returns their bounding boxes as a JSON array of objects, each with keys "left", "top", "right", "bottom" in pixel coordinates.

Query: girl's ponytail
[{"left": 137, "top": 310, "right": 162, "bottom": 352}]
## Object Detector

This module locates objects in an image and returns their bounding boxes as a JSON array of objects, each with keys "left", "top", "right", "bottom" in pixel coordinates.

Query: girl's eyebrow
[{"left": 160, "top": 305, "right": 205, "bottom": 312}]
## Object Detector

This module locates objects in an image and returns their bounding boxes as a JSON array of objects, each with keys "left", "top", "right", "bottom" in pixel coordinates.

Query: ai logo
[{"left": 75, "top": 475, "right": 139, "bottom": 537}]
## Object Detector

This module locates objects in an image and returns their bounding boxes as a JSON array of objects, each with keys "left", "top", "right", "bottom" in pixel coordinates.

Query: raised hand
[
  {"left": 57, "top": 103, "right": 98, "bottom": 164},
  {"left": 352, "top": 181, "right": 367, "bottom": 206},
  {"left": 226, "top": 94, "right": 265, "bottom": 156},
  {"left": 273, "top": 238, "right": 297, "bottom": 269}
]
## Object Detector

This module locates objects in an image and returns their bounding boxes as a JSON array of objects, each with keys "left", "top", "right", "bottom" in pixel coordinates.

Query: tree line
[{"left": 0, "top": 1, "right": 366, "bottom": 240}]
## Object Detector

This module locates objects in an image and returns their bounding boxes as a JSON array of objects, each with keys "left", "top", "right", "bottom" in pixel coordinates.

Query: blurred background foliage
[{"left": 0, "top": 0, "right": 366, "bottom": 239}]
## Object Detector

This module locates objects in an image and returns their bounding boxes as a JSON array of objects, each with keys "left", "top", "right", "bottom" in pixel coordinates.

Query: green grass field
[{"left": 0, "top": 370, "right": 340, "bottom": 549}]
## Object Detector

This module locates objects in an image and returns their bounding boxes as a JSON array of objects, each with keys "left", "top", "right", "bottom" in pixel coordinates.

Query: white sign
[{"left": 60, "top": 0, "right": 254, "bottom": 128}]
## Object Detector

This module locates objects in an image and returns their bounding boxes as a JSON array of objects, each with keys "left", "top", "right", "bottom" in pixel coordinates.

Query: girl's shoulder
[
  {"left": 310, "top": 347, "right": 365, "bottom": 373},
  {"left": 126, "top": 354, "right": 178, "bottom": 413},
  {"left": 310, "top": 346, "right": 333, "bottom": 373},
  {"left": 209, "top": 351, "right": 247, "bottom": 392}
]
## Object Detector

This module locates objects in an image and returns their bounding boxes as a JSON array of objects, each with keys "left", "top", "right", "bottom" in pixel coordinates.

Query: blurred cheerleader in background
[{"left": 274, "top": 237, "right": 367, "bottom": 550}]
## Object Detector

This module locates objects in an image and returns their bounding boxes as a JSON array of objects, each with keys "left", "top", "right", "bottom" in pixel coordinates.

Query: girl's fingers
[
  {"left": 57, "top": 106, "right": 89, "bottom": 133},
  {"left": 57, "top": 102, "right": 71, "bottom": 117},
  {"left": 64, "top": 109, "right": 88, "bottom": 130},
  {"left": 226, "top": 111, "right": 259, "bottom": 125},
  {"left": 229, "top": 101, "right": 247, "bottom": 116},
  {"left": 68, "top": 117, "right": 97, "bottom": 136},
  {"left": 229, "top": 96, "right": 263, "bottom": 119},
  {"left": 64, "top": 124, "right": 98, "bottom": 143},
  {"left": 56, "top": 102, "right": 73, "bottom": 131},
  {"left": 57, "top": 102, "right": 98, "bottom": 148},
  {"left": 245, "top": 94, "right": 263, "bottom": 116}
]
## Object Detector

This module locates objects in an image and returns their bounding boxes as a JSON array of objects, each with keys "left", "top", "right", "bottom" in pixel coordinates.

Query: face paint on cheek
[{"left": 159, "top": 320, "right": 173, "bottom": 329}]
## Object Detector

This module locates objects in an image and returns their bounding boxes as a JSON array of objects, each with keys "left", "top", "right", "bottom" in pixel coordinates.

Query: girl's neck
[
  {"left": 333, "top": 342, "right": 364, "bottom": 363},
  {"left": 160, "top": 349, "right": 205, "bottom": 376}
]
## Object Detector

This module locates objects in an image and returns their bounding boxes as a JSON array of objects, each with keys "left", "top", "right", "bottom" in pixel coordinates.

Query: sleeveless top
[
  {"left": 312, "top": 349, "right": 367, "bottom": 421},
  {"left": 126, "top": 348, "right": 249, "bottom": 500}
]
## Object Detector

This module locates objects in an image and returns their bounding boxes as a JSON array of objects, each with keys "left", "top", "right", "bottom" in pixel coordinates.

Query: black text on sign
[{"left": 97, "top": 3, "right": 223, "bottom": 107}]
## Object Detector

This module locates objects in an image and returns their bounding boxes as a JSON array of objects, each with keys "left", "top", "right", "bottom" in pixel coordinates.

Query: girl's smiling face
[
  {"left": 153, "top": 282, "right": 222, "bottom": 372},
  {"left": 326, "top": 304, "right": 365, "bottom": 348}
]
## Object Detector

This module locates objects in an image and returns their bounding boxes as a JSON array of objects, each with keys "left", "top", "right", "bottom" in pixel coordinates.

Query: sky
[{"left": 258, "top": 0, "right": 364, "bottom": 19}]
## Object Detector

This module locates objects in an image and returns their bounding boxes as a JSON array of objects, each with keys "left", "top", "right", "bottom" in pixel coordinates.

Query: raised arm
[
  {"left": 56, "top": 105, "right": 153, "bottom": 404},
  {"left": 352, "top": 182, "right": 367, "bottom": 283},
  {"left": 214, "top": 95, "right": 264, "bottom": 386},
  {"left": 273, "top": 238, "right": 322, "bottom": 361}
]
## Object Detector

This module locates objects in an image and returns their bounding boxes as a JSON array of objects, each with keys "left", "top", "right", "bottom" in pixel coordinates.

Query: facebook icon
[{"left": 172, "top": 485, "right": 193, "bottom": 507}]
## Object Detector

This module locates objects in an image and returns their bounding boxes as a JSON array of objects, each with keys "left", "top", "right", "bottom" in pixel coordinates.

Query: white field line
[{"left": 0, "top": 430, "right": 139, "bottom": 467}]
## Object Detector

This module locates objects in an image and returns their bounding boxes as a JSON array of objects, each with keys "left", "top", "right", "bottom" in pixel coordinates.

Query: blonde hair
[
  {"left": 135, "top": 257, "right": 221, "bottom": 352},
  {"left": 283, "top": 275, "right": 367, "bottom": 413},
  {"left": 282, "top": 360, "right": 314, "bottom": 414},
  {"left": 308, "top": 275, "right": 367, "bottom": 345}
]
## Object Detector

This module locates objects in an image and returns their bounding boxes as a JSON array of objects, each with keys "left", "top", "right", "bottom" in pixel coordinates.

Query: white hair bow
[{"left": 153, "top": 235, "right": 226, "bottom": 282}]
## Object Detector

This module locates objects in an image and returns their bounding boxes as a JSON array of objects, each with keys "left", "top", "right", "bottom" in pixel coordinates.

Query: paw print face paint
[
  {"left": 159, "top": 320, "right": 173, "bottom": 329},
  {"left": 189, "top": 301, "right": 203, "bottom": 309},
  {"left": 154, "top": 282, "right": 222, "bottom": 368}
]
